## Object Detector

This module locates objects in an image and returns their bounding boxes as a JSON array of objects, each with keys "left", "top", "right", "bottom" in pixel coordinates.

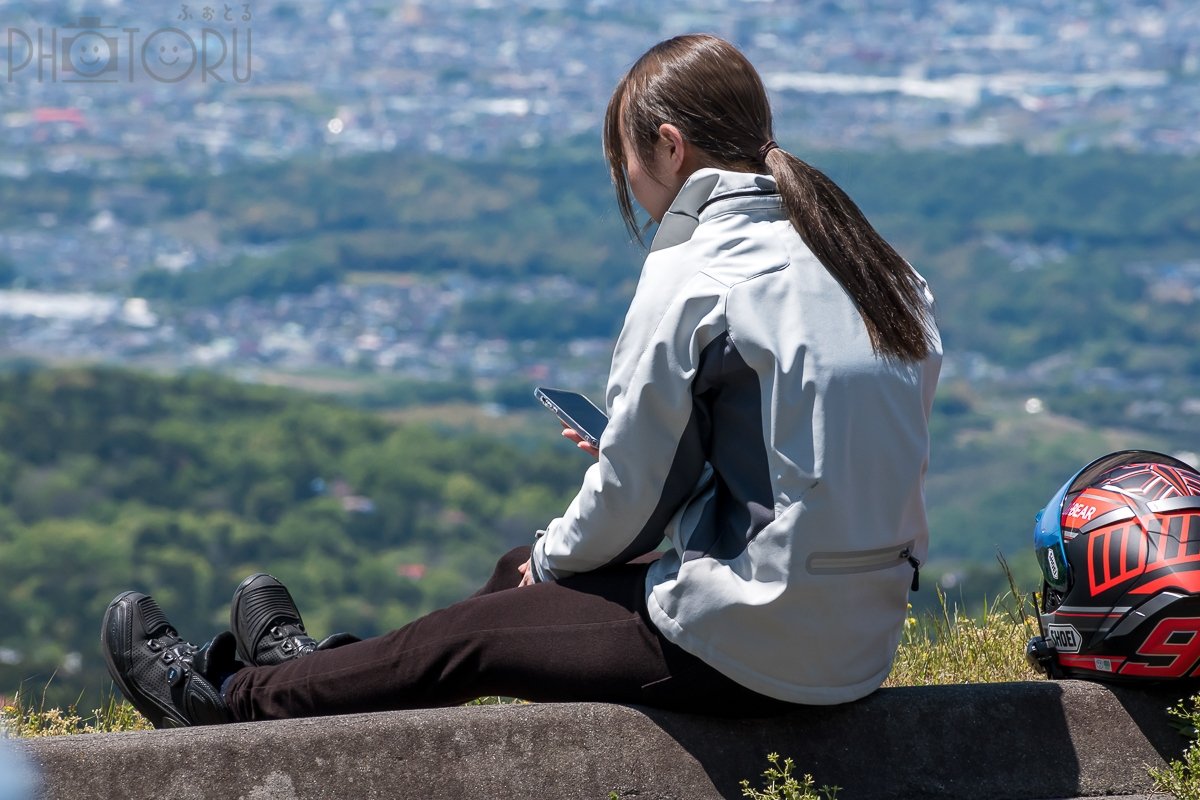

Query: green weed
[
  {"left": 1150, "top": 694, "right": 1200, "bottom": 800},
  {"left": 739, "top": 752, "right": 840, "bottom": 800},
  {"left": 610, "top": 753, "right": 841, "bottom": 800}
]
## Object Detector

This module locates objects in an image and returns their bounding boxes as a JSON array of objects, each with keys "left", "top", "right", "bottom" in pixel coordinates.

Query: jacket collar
[{"left": 649, "top": 168, "right": 779, "bottom": 252}]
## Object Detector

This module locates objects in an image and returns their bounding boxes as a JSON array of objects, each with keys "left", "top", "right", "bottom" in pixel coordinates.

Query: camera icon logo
[{"left": 61, "top": 17, "right": 119, "bottom": 81}]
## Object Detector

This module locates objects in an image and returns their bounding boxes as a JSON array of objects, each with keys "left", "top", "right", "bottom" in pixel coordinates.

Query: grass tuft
[
  {"left": 885, "top": 590, "right": 1041, "bottom": 686},
  {"left": 464, "top": 696, "right": 527, "bottom": 706},
  {"left": 1, "top": 690, "right": 152, "bottom": 737},
  {"left": 886, "top": 554, "right": 1042, "bottom": 687}
]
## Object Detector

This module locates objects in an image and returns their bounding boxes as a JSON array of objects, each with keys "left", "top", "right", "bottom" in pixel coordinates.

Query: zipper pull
[{"left": 902, "top": 548, "right": 921, "bottom": 592}]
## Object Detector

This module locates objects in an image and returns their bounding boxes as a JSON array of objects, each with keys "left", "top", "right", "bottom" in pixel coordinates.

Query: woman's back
[{"left": 607, "top": 167, "right": 942, "bottom": 704}]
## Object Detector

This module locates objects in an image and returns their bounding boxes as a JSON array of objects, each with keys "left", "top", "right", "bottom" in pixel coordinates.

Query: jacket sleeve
[{"left": 529, "top": 289, "right": 723, "bottom": 581}]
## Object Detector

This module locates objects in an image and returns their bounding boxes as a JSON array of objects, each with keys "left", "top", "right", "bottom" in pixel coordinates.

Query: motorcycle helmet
[{"left": 1026, "top": 449, "right": 1200, "bottom": 681}]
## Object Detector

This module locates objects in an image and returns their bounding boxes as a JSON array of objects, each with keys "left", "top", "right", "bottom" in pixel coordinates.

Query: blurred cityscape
[
  {"left": 1, "top": 0, "right": 1199, "bottom": 392},
  {"left": 6, "top": 0, "right": 1199, "bottom": 167}
]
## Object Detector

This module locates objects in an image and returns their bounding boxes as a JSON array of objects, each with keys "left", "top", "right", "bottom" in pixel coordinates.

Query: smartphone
[{"left": 534, "top": 387, "right": 609, "bottom": 448}]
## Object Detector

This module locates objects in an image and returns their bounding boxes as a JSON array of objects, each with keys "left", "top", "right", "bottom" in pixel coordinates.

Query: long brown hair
[{"left": 603, "top": 34, "right": 933, "bottom": 362}]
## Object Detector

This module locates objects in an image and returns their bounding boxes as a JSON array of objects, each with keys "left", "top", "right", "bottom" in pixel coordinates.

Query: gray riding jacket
[{"left": 530, "top": 168, "right": 942, "bottom": 704}]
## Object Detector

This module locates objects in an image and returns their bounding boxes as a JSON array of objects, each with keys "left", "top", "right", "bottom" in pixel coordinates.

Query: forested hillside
[{"left": 0, "top": 367, "right": 583, "bottom": 707}]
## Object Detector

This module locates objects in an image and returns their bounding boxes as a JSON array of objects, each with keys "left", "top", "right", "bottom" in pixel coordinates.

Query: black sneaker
[
  {"left": 230, "top": 573, "right": 322, "bottom": 666},
  {"left": 230, "top": 573, "right": 360, "bottom": 666},
  {"left": 100, "top": 591, "right": 233, "bottom": 728}
]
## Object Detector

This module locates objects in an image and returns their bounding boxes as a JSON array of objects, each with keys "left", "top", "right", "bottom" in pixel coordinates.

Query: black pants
[{"left": 224, "top": 546, "right": 790, "bottom": 720}]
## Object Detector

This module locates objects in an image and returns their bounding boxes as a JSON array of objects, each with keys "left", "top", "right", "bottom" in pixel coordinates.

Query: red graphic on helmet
[{"left": 1075, "top": 464, "right": 1200, "bottom": 597}]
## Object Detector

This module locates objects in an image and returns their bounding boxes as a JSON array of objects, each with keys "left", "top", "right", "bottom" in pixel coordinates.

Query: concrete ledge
[{"left": 16, "top": 680, "right": 1191, "bottom": 800}]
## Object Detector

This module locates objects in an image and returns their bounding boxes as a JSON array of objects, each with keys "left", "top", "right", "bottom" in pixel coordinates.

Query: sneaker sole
[{"left": 100, "top": 591, "right": 189, "bottom": 729}]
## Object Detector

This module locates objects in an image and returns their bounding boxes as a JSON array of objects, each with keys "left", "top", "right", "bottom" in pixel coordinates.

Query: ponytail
[{"left": 763, "top": 146, "right": 933, "bottom": 362}]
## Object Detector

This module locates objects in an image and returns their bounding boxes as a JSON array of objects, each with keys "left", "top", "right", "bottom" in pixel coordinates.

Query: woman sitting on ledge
[{"left": 101, "top": 33, "right": 941, "bottom": 726}]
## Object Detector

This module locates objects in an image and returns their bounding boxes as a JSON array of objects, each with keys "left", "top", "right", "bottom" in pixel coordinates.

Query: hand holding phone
[
  {"left": 559, "top": 424, "right": 600, "bottom": 459},
  {"left": 534, "top": 387, "right": 608, "bottom": 450}
]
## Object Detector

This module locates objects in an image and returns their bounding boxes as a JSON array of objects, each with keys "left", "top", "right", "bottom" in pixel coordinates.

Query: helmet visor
[{"left": 1033, "top": 481, "right": 1072, "bottom": 593}]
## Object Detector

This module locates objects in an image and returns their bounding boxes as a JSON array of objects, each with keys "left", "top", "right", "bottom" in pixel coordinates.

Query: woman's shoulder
[{"left": 688, "top": 212, "right": 795, "bottom": 290}]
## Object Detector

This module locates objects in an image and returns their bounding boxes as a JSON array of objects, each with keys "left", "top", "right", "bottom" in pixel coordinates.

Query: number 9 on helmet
[{"left": 1027, "top": 449, "right": 1200, "bottom": 681}]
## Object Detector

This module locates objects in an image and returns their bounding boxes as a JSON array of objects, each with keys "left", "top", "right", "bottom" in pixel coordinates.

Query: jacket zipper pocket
[{"left": 806, "top": 540, "right": 921, "bottom": 591}]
